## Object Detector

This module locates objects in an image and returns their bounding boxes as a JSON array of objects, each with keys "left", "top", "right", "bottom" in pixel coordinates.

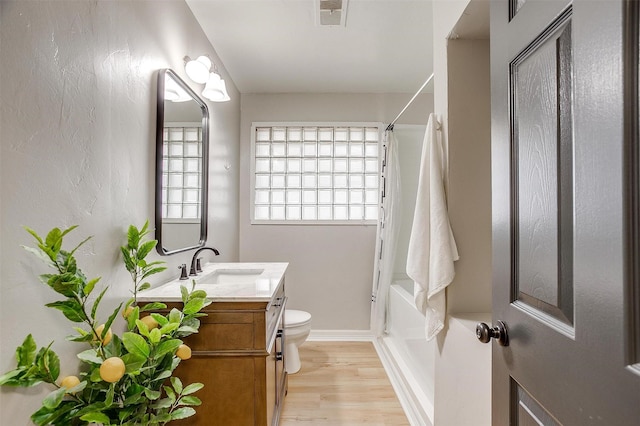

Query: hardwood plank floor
[{"left": 280, "top": 341, "right": 409, "bottom": 425}]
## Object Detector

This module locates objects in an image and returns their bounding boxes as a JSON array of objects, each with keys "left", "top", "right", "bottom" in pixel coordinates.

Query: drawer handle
[{"left": 276, "top": 351, "right": 283, "bottom": 361}]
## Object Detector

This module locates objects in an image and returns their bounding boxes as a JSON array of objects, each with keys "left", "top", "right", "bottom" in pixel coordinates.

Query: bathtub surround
[{"left": 0, "top": 0, "right": 240, "bottom": 421}]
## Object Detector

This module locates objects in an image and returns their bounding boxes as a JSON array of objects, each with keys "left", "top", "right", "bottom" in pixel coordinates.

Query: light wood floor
[{"left": 280, "top": 341, "right": 409, "bottom": 425}]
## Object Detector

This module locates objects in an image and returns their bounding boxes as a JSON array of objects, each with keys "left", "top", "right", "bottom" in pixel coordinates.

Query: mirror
[{"left": 155, "top": 69, "right": 209, "bottom": 255}]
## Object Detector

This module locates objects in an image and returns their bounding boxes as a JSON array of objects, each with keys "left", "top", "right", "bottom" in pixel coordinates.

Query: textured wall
[
  {"left": 0, "top": 1, "right": 240, "bottom": 421},
  {"left": 239, "top": 93, "right": 433, "bottom": 330}
]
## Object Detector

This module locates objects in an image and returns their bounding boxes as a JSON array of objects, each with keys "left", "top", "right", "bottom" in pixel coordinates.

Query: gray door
[{"left": 490, "top": 0, "right": 640, "bottom": 424}]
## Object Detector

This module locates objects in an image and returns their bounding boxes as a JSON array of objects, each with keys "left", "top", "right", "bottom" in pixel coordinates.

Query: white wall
[
  {"left": 239, "top": 93, "right": 433, "bottom": 330},
  {"left": 0, "top": 1, "right": 240, "bottom": 421}
]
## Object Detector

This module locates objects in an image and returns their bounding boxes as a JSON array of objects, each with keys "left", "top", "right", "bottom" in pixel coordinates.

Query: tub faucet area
[{"left": 190, "top": 246, "right": 220, "bottom": 276}]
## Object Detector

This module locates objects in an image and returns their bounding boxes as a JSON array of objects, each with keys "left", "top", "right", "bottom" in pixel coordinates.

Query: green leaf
[
  {"left": 189, "top": 290, "right": 208, "bottom": 300},
  {"left": 151, "top": 313, "right": 168, "bottom": 326},
  {"left": 89, "top": 367, "right": 102, "bottom": 382},
  {"left": 80, "top": 412, "right": 111, "bottom": 424},
  {"left": 24, "top": 226, "right": 44, "bottom": 245},
  {"left": 137, "top": 240, "right": 157, "bottom": 261},
  {"left": 152, "top": 369, "right": 172, "bottom": 382},
  {"left": 84, "top": 277, "right": 100, "bottom": 296},
  {"left": 102, "top": 302, "right": 124, "bottom": 340},
  {"left": 176, "top": 326, "right": 199, "bottom": 335},
  {"left": 170, "top": 376, "right": 183, "bottom": 394},
  {"left": 137, "top": 282, "right": 151, "bottom": 292},
  {"left": 121, "top": 353, "right": 146, "bottom": 374},
  {"left": 127, "top": 306, "right": 140, "bottom": 331},
  {"left": 67, "top": 333, "right": 94, "bottom": 342},
  {"left": 122, "top": 332, "right": 150, "bottom": 358},
  {"left": 127, "top": 224, "right": 140, "bottom": 250},
  {"left": 149, "top": 328, "right": 161, "bottom": 344},
  {"left": 140, "top": 220, "right": 149, "bottom": 236},
  {"left": 42, "top": 387, "right": 66, "bottom": 409},
  {"left": 31, "top": 402, "right": 76, "bottom": 426},
  {"left": 183, "top": 298, "right": 205, "bottom": 315},
  {"left": 155, "top": 339, "right": 182, "bottom": 358},
  {"left": 121, "top": 246, "right": 135, "bottom": 273},
  {"left": 47, "top": 273, "right": 81, "bottom": 297},
  {"left": 180, "top": 286, "right": 189, "bottom": 304},
  {"left": 141, "top": 266, "right": 167, "bottom": 280},
  {"left": 140, "top": 302, "right": 167, "bottom": 312},
  {"left": 151, "top": 397, "right": 173, "bottom": 409},
  {"left": 59, "top": 224, "right": 79, "bottom": 239},
  {"left": 16, "top": 334, "right": 37, "bottom": 367},
  {"left": 168, "top": 308, "right": 182, "bottom": 324},
  {"left": 144, "top": 388, "right": 161, "bottom": 400},
  {"left": 67, "top": 380, "right": 87, "bottom": 394},
  {"left": 45, "top": 300, "right": 86, "bottom": 323},
  {"left": 22, "top": 245, "right": 55, "bottom": 267},
  {"left": 105, "top": 382, "right": 115, "bottom": 407},
  {"left": 136, "top": 319, "right": 150, "bottom": 337},
  {"left": 45, "top": 227, "right": 63, "bottom": 253},
  {"left": 77, "top": 349, "right": 103, "bottom": 364},
  {"left": 182, "top": 382, "right": 204, "bottom": 396},
  {"left": 42, "top": 348, "right": 60, "bottom": 383},
  {"left": 164, "top": 385, "right": 176, "bottom": 402},
  {"left": 0, "top": 368, "right": 26, "bottom": 385},
  {"left": 179, "top": 395, "right": 202, "bottom": 406},
  {"left": 91, "top": 286, "right": 109, "bottom": 321},
  {"left": 159, "top": 322, "right": 179, "bottom": 335},
  {"left": 170, "top": 407, "right": 196, "bottom": 420},
  {"left": 68, "top": 235, "right": 92, "bottom": 258}
]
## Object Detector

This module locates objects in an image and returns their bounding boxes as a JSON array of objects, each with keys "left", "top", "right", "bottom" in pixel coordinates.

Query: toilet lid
[{"left": 284, "top": 309, "right": 311, "bottom": 327}]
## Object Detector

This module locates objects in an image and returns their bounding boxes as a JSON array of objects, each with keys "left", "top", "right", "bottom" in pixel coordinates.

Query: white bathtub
[{"left": 379, "top": 279, "right": 434, "bottom": 425}]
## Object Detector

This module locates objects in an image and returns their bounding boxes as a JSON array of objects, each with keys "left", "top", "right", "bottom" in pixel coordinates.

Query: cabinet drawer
[{"left": 186, "top": 322, "right": 256, "bottom": 352}]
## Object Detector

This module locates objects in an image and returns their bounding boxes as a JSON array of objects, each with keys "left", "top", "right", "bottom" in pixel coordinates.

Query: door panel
[
  {"left": 491, "top": 0, "right": 640, "bottom": 424},
  {"left": 512, "top": 12, "right": 574, "bottom": 327}
]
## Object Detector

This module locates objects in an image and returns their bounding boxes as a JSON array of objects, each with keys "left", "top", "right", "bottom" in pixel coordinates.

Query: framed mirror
[{"left": 155, "top": 69, "right": 209, "bottom": 255}]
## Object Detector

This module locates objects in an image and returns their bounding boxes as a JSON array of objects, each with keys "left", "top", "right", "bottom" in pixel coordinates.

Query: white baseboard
[{"left": 307, "top": 329, "right": 375, "bottom": 341}]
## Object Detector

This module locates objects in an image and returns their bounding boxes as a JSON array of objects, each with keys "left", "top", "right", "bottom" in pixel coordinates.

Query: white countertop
[{"left": 137, "top": 262, "right": 288, "bottom": 303}]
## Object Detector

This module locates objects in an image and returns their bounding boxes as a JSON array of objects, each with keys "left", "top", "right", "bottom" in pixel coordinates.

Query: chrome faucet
[{"left": 190, "top": 246, "right": 220, "bottom": 276}]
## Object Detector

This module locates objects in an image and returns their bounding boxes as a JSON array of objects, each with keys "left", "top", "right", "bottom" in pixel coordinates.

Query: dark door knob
[{"left": 476, "top": 320, "right": 509, "bottom": 346}]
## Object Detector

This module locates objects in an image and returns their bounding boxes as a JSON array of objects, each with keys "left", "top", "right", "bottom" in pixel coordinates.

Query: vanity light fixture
[
  {"left": 202, "top": 72, "right": 231, "bottom": 102},
  {"left": 184, "top": 55, "right": 212, "bottom": 84},
  {"left": 184, "top": 55, "right": 231, "bottom": 102}
]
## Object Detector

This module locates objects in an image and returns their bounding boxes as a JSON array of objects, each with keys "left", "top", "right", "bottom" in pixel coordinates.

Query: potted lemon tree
[{"left": 0, "top": 222, "right": 207, "bottom": 425}]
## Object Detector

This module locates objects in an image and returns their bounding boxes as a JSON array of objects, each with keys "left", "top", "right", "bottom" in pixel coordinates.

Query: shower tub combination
[
  {"left": 372, "top": 125, "right": 434, "bottom": 425},
  {"left": 379, "top": 279, "right": 435, "bottom": 426}
]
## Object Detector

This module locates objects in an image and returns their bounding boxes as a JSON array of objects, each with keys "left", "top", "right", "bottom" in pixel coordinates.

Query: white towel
[{"left": 406, "top": 114, "right": 459, "bottom": 341}]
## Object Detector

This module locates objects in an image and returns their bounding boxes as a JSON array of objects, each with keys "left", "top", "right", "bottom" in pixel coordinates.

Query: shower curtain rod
[{"left": 386, "top": 73, "right": 435, "bottom": 131}]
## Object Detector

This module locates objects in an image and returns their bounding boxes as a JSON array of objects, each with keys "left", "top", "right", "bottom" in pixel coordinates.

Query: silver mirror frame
[{"left": 155, "top": 68, "right": 209, "bottom": 255}]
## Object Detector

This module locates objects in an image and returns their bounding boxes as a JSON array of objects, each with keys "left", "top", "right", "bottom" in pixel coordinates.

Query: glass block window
[
  {"left": 162, "top": 124, "right": 202, "bottom": 220},
  {"left": 252, "top": 123, "right": 380, "bottom": 223}
]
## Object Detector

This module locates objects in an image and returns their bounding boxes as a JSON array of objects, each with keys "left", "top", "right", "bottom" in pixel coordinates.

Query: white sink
[{"left": 197, "top": 268, "right": 264, "bottom": 285}]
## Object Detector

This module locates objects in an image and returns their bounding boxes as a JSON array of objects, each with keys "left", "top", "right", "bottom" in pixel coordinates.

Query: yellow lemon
[
  {"left": 94, "top": 324, "right": 112, "bottom": 345},
  {"left": 176, "top": 344, "right": 192, "bottom": 360},
  {"left": 140, "top": 315, "right": 159, "bottom": 330},
  {"left": 122, "top": 305, "right": 134, "bottom": 318},
  {"left": 100, "top": 357, "right": 125, "bottom": 383},
  {"left": 60, "top": 375, "right": 80, "bottom": 392}
]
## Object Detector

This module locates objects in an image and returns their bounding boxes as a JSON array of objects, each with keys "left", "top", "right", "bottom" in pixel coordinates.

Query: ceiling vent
[{"left": 316, "top": 0, "right": 348, "bottom": 27}]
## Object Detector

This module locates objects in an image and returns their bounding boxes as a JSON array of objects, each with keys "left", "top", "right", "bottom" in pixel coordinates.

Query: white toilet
[{"left": 283, "top": 309, "right": 312, "bottom": 374}]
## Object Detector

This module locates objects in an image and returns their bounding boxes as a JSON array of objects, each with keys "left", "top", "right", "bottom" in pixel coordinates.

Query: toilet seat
[{"left": 284, "top": 309, "right": 311, "bottom": 328}]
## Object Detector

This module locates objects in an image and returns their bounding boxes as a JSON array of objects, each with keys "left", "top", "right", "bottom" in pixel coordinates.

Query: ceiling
[{"left": 185, "top": 0, "right": 434, "bottom": 94}]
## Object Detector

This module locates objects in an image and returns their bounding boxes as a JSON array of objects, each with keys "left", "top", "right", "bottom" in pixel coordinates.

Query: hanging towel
[{"left": 406, "top": 113, "right": 459, "bottom": 341}]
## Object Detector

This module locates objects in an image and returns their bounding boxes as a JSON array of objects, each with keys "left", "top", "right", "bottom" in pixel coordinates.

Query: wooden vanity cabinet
[{"left": 149, "top": 281, "right": 287, "bottom": 425}]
